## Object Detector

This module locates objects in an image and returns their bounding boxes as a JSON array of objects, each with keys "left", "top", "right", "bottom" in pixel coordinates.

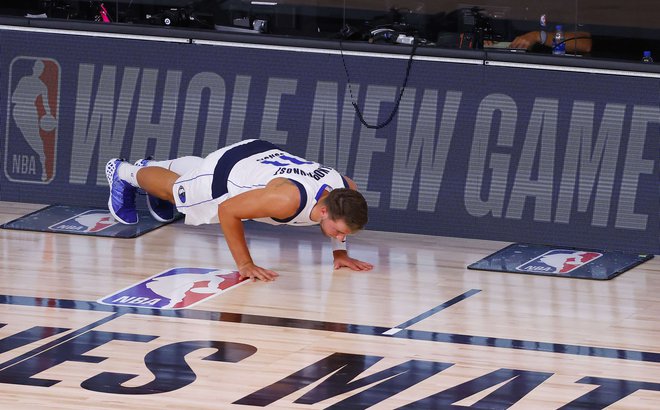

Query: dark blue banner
[{"left": 1, "top": 29, "right": 658, "bottom": 253}]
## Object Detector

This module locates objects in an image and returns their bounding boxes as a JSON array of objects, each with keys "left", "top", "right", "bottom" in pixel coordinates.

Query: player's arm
[
  {"left": 217, "top": 178, "right": 299, "bottom": 281},
  {"left": 332, "top": 175, "right": 374, "bottom": 271},
  {"left": 510, "top": 30, "right": 592, "bottom": 53},
  {"left": 344, "top": 176, "right": 358, "bottom": 190}
]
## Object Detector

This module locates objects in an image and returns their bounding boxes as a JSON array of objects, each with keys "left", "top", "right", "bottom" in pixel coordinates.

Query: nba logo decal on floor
[
  {"left": 99, "top": 268, "right": 247, "bottom": 309},
  {"left": 468, "top": 243, "right": 652, "bottom": 280},
  {"left": 49, "top": 210, "right": 117, "bottom": 233},
  {"left": 516, "top": 250, "right": 602, "bottom": 274}
]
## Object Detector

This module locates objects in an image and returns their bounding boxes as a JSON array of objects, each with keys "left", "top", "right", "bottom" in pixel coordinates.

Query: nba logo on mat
[
  {"left": 99, "top": 268, "right": 247, "bottom": 309},
  {"left": 517, "top": 250, "right": 603, "bottom": 274},
  {"left": 49, "top": 210, "right": 117, "bottom": 233},
  {"left": 4, "top": 57, "right": 60, "bottom": 183}
]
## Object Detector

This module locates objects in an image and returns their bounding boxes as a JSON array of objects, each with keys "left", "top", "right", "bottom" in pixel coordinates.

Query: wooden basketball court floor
[{"left": 0, "top": 201, "right": 658, "bottom": 409}]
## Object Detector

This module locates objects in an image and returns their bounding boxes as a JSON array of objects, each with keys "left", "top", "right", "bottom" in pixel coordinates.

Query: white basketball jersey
[{"left": 221, "top": 139, "right": 348, "bottom": 226}]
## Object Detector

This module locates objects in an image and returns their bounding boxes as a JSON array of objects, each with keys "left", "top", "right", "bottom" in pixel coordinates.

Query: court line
[
  {"left": 382, "top": 289, "right": 482, "bottom": 336},
  {"left": 0, "top": 295, "right": 658, "bottom": 364},
  {"left": 0, "top": 312, "right": 125, "bottom": 371}
]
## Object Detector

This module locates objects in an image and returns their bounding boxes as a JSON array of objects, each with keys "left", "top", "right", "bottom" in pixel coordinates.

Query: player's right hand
[{"left": 239, "top": 262, "right": 279, "bottom": 282}]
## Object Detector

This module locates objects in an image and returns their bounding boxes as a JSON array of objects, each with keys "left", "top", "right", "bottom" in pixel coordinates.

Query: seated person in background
[{"left": 510, "top": 29, "right": 592, "bottom": 54}]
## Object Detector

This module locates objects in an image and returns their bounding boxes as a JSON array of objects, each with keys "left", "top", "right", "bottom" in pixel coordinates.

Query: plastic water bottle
[
  {"left": 552, "top": 25, "right": 565, "bottom": 55},
  {"left": 642, "top": 51, "right": 654, "bottom": 63}
]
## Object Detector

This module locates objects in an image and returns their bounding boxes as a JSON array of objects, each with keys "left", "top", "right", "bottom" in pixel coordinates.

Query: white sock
[
  {"left": 129, "top": 157, "right": 203, "bottom": 185},
  {"left": 117, "top": 162, "right": 141, "bottom": 188}
]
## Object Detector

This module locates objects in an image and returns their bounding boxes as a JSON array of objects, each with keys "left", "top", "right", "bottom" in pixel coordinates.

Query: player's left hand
[{"left": 333, "top": 253, "right": 374, "bottom": 271}]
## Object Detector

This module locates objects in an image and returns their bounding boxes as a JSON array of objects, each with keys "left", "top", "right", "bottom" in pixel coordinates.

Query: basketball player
[{"left": 106, "top": 139, "right": 373, "bottom": 281}]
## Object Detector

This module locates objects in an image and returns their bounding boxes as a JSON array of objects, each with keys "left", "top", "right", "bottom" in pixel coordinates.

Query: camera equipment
[
  {"left": 368, "top": 28, "right": 418, "bottom": 45},
  {"left": 214, "top": 0, "right": 306, "bottom": 35},
  {"left": 147, "top": 7, "right": 191, "bottom": 27},
  {"left": 144, "top": 1, "right": 214, "bottom": 28},
  {"left": 227, "top": 15, "right": 268, "bottom": 33},
  {"left": 457, "top": 6, "right": 493, "bottom": 49}
]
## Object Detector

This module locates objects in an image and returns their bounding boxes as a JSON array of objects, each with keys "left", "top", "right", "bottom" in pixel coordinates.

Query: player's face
[{"left": 319, "top": 217, "right": 352, "bottom": 241}]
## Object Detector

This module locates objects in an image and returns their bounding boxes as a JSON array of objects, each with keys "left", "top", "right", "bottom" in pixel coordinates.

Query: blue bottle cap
[{"left": 643, "top": 51, "right": 651, "bottom": 57}]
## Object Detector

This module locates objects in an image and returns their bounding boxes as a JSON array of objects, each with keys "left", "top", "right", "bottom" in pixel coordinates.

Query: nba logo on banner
[
  {"left": 99, "top": 268, "right": 247, "bottom": 309},
  {"left": 517, "top": 250, "right": 603, "bottom": 274},
  {"left": 4, "top": 57, "right": 60, "bottom": 183},
  {"left": 49, "top": 210, "right": 117, "bottom": 233}
]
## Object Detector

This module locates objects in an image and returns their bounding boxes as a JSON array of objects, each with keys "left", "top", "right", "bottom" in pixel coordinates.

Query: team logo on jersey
[
  {"left": 49, "top": 210, "right": 117, "bottom": 233},
  {"left": 516, "top": 250, "right": 602, "bottom": 274},
  {"left": 5, "top": 57, "right": 60, "bottom": 184},
  {"left": 178, "top": 185, "right": 186, "bottom": 203},
  {"left": 98, "top": 268, "right": 247, "bottom": 309}
]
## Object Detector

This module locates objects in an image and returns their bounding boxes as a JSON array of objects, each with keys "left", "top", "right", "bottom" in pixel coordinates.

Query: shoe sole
[{"left": 146, "top": 198, "right": 175, "bottom": 223}]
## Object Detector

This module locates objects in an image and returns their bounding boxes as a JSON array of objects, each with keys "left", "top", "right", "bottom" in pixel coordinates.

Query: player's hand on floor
[
  {"left": 333, "top": 255, "right": 374, "bottom": 271},
  {"left": 239, "top": 262, "right": 279, "bottom": 282}
]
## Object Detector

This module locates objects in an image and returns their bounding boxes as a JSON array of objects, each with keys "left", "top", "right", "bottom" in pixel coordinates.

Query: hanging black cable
[{"left": 339, "top": 38, "right": 418, "bottom": 129}]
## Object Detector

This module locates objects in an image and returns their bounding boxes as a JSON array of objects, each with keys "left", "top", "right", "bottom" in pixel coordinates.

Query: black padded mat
[
  {"left": 468, "top": 243, "right": 654, "bottom": 280},
  {"left": 1, "top": 204, "right": 181, "bottom": 238}
]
